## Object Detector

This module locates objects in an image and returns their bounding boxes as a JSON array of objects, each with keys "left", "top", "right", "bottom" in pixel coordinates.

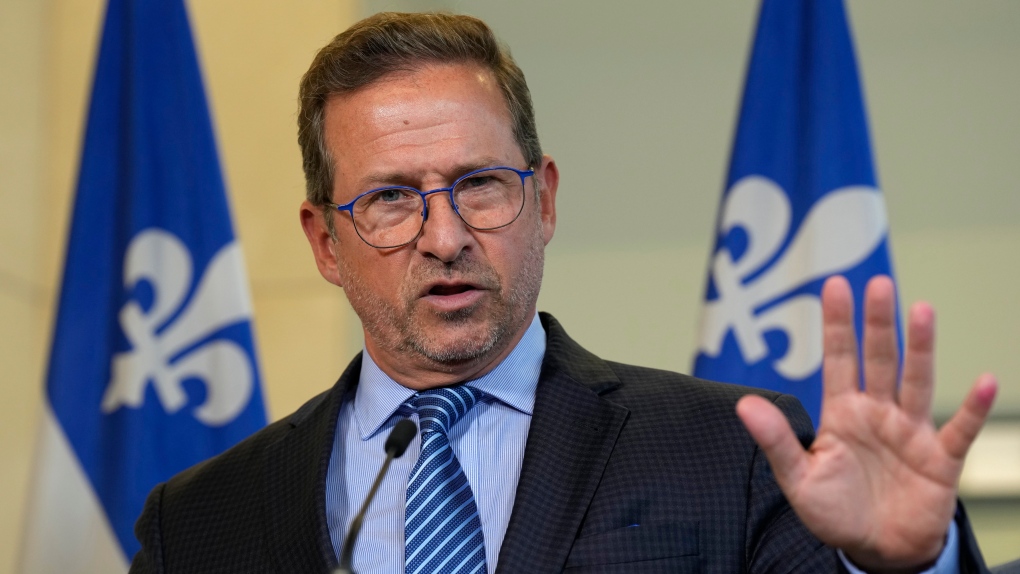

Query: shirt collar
[{"left": 354, "top": 313, "right": 546, "bottom": 441}]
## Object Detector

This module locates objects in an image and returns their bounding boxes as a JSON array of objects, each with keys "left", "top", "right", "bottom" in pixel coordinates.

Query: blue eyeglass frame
[{"left": 328, "top": 165, "right": 535, "bottom": 247}]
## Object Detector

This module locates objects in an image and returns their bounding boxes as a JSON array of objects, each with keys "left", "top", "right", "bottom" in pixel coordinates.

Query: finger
[
  {"left": 737, "top": 395, "right": 809, "bottom": 493},
  {"left": 861, "top": 276, "right": 899, "bottom": 402},
  {"left": 822, "top": 276, "right": 860, "bottom": 400},
  {"left": 899, "top": 302, "right": 936, "bottom": 419},
  {"left": 939, "top": 374, "right": 998, "bottom": 460}
]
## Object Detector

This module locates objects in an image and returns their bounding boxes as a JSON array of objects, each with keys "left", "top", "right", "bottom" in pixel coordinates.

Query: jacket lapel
[
  {"left": 262, "top": 354, "right": 362, "bottom": 573},
  {"left": 496, "top": 314, "right": 630, "bottom": 573}
]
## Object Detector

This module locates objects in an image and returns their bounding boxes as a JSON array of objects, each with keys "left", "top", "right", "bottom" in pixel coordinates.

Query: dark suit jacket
[{"left": 131, "top": 313, "right": 989, "bottom": 573}]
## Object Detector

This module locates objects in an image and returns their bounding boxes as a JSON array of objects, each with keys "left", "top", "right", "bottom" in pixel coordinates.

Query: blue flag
[
  {"left": 693, "top": 0, "right": 897, "bottom": 427},
  {"left": 41, "top": 0, "right": 267, "bottom": 561}
]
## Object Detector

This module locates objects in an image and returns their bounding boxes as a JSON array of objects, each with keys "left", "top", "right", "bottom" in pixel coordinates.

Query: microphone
[{"left": 334, "top": 418, "right": 417, "bottom": 574}]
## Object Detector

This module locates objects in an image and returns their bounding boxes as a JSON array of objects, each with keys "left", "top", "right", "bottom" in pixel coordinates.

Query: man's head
[
  {"left": 297, "top": 12, "right": 542, "bottom": 218},
  {"left": 298, "top": 13, "right": 558, "bottom": 389}
]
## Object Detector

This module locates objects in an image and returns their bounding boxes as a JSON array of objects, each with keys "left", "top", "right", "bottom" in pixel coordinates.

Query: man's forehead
[
  {"left": 322, "top": 62, "right": 514, "bottom": 147},
  {"left": 320, "top": 62, "right": 519, "bottom": 179},
  {"left": 323, "top": 62, "right": 505, "bottom": 118}
]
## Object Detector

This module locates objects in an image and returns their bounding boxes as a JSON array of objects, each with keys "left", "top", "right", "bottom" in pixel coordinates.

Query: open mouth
[
  {"left": 417, "top": 276, "right": 490, "bottom": 311},
  {"left": 427, "top": 283, "right": 477, "bottom": 296}
]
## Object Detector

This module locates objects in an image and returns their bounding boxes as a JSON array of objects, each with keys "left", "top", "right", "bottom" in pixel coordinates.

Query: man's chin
[{"left": 405, "top": 313, "right": 505, "bottom": 366}]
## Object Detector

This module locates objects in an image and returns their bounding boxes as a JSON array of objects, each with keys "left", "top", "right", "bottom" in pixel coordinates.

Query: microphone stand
[{"left": 334, "top": 418, "right": 417, "bottom": 574}]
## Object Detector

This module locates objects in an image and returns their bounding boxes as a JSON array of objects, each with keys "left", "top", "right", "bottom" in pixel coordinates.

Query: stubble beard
[{"left": 336, "top": 220, "right": 545, "bottom": 372}]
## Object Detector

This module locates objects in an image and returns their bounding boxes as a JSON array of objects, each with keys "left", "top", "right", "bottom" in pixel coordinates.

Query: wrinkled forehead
[
  {"left": 327, "top": 62, "right": 510, "bottom": 127},
  {"left": 323, "top": 63, "right": 517, "bottom": 161},
  {"left": 320, "top": 62, "right": 522, "bottom": 195}
]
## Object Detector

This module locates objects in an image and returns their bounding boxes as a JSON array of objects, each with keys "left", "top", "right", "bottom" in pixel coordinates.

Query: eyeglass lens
[{"left": 351, "top": 168, "right": 526, "bottom": 248}]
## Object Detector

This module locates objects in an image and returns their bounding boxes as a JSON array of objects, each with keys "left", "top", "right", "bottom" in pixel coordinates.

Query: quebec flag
[
  {"left": 20, "top": 0, "right": 267, "bottom": 570},
  {"left": 693, "top": 0, "right": 897, "bottom": 427}
]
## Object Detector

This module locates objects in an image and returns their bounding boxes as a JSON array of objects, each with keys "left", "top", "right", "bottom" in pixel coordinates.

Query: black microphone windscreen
[{"left": 385, "top": 418, "right": 417, "bottom": 458}]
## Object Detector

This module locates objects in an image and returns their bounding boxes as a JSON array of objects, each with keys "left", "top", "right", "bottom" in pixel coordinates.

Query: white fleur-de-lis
[
  {"left": 100, "top": 229, "right": 256, "bottom": 426},
  {"left": 697, "top": 176, "right": 888, "bottom": 379}
]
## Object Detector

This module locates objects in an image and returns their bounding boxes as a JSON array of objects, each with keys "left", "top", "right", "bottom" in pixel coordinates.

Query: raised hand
[{"left": 736, "top": 275, "right": 997, "bottom": 572}]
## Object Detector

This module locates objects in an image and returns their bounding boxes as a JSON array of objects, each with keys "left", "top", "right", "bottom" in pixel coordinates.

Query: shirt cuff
[{"left": 837, "top": 520, "right": 959, "bottom": 574}]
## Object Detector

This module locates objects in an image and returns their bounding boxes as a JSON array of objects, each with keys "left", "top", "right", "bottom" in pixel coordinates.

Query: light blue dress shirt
[
  {"left": 324, "top": 313, "right": 959, "bottom": 573},
  {"left": 326, "top": 314, "right": 544, "bottom": 574}
]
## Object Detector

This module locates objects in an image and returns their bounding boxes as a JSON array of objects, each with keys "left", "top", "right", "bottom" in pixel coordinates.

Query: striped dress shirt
[{"left": 326, "top": 314, "right": 545, "bottom": 573}]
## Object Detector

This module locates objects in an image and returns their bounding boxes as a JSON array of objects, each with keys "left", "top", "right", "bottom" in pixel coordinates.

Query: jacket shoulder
[
  {"left": 538, "top": 311, "right": 815, "bottom": 441},
  {"left": 131, "top": 385, "right": 341, "bottom": 572},
  {"left": 166, "top": 386, "right": 332, "bottom": 493}
]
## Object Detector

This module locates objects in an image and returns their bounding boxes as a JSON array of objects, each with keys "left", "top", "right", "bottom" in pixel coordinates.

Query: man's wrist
[{"left": 837, "top": 522, "right": 960, "bottom": 574}]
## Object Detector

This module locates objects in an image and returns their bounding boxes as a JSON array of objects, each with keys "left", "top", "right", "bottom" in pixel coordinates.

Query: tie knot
[{"left": 409, "top": 386, "right": 484, "bottom": 437}]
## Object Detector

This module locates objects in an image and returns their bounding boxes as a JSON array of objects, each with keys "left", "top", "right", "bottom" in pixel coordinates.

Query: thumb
[{"left": 737, "top": 395, "right": 809, "bottom": 493}]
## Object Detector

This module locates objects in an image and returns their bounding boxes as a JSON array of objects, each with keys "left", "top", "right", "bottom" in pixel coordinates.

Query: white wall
[
  {"left": 363, "top": 0, "right": 1020, "bottom": 419},
  {"left": 362, "top": 0, "right": 1020, "bottom": 562}
]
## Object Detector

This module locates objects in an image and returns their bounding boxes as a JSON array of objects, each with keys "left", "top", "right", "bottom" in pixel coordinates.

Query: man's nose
[{"left": 415, "top": 191, "right": 473, "bottom": 262}]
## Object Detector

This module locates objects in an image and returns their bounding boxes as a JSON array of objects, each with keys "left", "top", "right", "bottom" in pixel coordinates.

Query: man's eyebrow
[
  {"left": 454, "top": 157, "right": 510, "bottom": 175},
  {"left": 356, "top": 157, "right": 513, "bottom": 190},
  {"left": 358, "top": 171, "right": 415, "bottom": 189}
]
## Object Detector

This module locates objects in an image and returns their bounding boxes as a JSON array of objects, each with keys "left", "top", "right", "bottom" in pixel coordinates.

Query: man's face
[{"left": 300, "top": 63, "right": 558, "bottom": 388}]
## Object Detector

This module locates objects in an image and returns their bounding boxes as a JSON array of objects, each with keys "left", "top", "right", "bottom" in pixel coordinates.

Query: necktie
[{"left": 404, "top": 386, "right": 487, "bottom": 574}]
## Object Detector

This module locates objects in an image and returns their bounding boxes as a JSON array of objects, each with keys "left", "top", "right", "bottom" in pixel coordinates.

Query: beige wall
[
  {"left": 1, "top": 1, "right": 110, "bottom": 570},
  {"left": 185, "top": 0, "right": 362, "bottom": 419},
  {"left": 0, "top": 1, "right": 358, "bottom": 572},
  {"left": 1, "top": 1, "right": 52, "bottom": 572}
]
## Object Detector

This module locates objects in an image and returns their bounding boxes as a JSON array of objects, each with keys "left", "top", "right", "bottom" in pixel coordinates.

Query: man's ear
[
  {"left": 299, "top": 200, "right": 343, "bottom": 288},
  {"left": 535, "top": 154, "right": 558, "bottom": 245}
]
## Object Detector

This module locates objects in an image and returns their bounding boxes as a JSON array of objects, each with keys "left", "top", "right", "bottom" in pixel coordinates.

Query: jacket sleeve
[
  {"left": 745, "top": 393, "right": 841, "bottom": 572},
  {"left": 955, "top": 503, "right": 991, "bottom": 574},
  {"left": 129, "top": 483, "right": 167, "bottom": 574}
]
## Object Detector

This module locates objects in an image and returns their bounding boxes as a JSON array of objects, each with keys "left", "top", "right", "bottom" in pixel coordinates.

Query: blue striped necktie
[{"left": 404, "top": 386, "right": 487, "bottom": 574}]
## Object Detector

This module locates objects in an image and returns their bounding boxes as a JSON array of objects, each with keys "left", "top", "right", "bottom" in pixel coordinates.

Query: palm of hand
[
  {"left": 790, "top": 394, "right": 958, "bottom": 566},
  {"left": 737, "top": 276, "right": 996, "bottom": 572}
]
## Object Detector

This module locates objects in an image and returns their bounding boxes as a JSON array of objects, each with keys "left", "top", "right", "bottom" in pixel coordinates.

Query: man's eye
[
  {"left": 377, "top": 188, "right": 407, "bottom": 202},
  {"left": 356, "top": 188, "right": 417, "bottom": 214},
  {"left": 461, "top": 176, "right": 493, "bottom": 188}
]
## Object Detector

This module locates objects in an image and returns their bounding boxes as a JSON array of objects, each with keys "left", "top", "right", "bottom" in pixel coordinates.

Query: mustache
[{"left": 405, "top": 254, "right": 501, "bottom": 293}]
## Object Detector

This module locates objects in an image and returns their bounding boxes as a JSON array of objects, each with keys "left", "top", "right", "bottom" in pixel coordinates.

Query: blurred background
[{"left": 2, "top": 0, "right": 1018, "bottom": 569}]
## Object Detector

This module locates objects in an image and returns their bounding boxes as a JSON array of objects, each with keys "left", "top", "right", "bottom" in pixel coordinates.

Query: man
[{"left": 130, "top": 12, "right": 997, "bottom": 573}]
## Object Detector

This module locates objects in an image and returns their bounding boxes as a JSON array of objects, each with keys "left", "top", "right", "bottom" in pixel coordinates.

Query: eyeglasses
[{"left": 329, "top": 166, "right": 535, "bottom": 249}]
